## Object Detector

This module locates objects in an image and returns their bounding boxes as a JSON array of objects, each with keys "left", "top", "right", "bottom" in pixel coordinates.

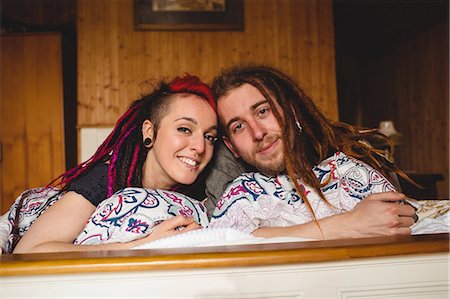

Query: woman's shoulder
[{"left": 66, "top": 163, "right": 109, "bottom": 206}]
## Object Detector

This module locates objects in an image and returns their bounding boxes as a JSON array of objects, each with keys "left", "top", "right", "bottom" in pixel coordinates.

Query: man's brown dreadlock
[{"left": 212, "top": 64, "right": 415, "bottom": 223}]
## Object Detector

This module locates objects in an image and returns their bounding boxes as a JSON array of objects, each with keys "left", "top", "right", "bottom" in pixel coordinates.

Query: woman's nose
[{"left": 190, "top": 134, "right": 205, "bottom": 154}]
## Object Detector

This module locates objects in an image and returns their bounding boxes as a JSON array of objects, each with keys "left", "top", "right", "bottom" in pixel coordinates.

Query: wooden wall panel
[
  {"left": 0, "top": 33, "right": 65, "bottom": 212},
  {"left": 1, "top": 0, "right": 75, "bottom": 27},
  {"left": 77, "top": 0, "right": 338, "bottom": 127},
  {"left": 362, "top": 22, "right": 449, "bottom": 198}
]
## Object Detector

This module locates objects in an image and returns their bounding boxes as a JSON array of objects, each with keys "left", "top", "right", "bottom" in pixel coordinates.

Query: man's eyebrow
[
  {"left": 250, "top": 99, "right": 269, "bottom": 110},
  {"left": 225, "top": 99, "right": 268, "bottom": 131}
]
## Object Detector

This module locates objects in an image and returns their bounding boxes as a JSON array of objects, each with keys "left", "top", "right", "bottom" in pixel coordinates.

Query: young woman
[{"left": 10, "top": 74, "right": 218, "bottom": 253}]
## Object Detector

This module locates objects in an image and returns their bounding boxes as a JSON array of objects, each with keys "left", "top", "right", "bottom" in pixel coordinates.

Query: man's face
[{"left": 217, "top": 83, "right": 285, "bottom": 175}]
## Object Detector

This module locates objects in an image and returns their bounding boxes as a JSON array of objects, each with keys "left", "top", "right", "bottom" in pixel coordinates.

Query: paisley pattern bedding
[
  {"left": 0, "top": 187, "right": 62, "bottom": 253},
  {"left": 209, "top": 152, "right": 397, "bottom": 233},
  {"left": 74, "top": 187, "right": 209, "bottom": 245},
  {"left": 0, "top": 151, "right": 447, "bottom": 254},
  {"left": 0, "top": 187, "right": 208, "bottom": 253}
]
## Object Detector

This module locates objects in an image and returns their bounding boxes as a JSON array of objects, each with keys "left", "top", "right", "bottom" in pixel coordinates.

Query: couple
[{"left": 11, "top": 65, "right": 415, "bottom": 254}]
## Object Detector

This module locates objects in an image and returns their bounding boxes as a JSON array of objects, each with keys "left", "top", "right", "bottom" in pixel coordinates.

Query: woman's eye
[
  {"left": 205, "top": 134, "right": 218, "bottom": 143},
  {"left": 177, "top": 127, "right": 191, "bottom": 134}
]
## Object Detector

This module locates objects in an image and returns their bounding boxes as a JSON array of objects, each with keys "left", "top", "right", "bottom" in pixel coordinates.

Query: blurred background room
[{"left": 1, "top": 0, "right": 448, "bottom": 213}]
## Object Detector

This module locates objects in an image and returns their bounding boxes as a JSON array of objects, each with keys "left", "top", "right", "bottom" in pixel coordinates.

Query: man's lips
[{"left": 256, "top": 138, "right": 280, "bottom": 155}]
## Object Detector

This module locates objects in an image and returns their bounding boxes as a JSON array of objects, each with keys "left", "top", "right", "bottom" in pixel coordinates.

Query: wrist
[{"left": 318, "top": 212, "right": 359, "bottom": 239}]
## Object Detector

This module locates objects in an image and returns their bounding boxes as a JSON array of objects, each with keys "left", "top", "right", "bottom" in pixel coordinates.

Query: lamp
[{"left": 378, "top": 120, "right": 404, "bottom": 145}]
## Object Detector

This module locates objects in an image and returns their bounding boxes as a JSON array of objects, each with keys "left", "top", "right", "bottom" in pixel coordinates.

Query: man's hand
[{"left": 343, "top": 192, "right": 416, "bottom": 238}]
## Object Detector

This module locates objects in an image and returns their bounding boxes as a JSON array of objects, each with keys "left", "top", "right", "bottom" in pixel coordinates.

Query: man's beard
[
  {"left": 252, "top": 135, "right": 285, "bottom": 176},
  {"left": 255, "top": 157, "right": 285, "bottom": 176}
]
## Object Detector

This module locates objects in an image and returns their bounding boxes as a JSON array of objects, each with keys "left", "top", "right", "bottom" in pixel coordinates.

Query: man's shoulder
[
  {"left": 314, "top": 151, "right": 364, "bottom": 172},
  {"left": 230, "top": 171, "right": 279, "bottom": 183}
]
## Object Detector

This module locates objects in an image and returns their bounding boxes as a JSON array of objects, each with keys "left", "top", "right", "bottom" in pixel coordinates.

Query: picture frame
[{"left": 134, "top": 0, "right": 244, "bottom": 31}]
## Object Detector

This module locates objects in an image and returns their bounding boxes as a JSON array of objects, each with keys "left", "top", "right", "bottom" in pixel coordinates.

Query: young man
[{"left": 206, "top": 65, "right": 416, "bottom": 240}]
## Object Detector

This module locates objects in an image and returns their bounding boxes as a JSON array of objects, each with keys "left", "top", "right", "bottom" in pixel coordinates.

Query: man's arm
[{"left": 253, "top": 192, "right": 416, "bottom": 239}]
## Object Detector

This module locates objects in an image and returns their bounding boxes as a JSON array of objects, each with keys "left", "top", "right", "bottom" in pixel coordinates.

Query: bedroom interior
[
  {"left": 0, "top": 0, "right": 448, "bottom": 214},
  {"left": 0, "top": 0, "right": 448, "bottom": 297}
]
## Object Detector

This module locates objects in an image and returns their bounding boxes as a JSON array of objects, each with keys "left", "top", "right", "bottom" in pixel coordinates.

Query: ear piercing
[
  {"left": 290, "top": 104, "right": 303, "bottom": 133},
  {"left": 295, "top": 120, "right": 303, "bottom": 132},
  {"left": 143, "top": 137, "right": 152, "bottom": 147}
]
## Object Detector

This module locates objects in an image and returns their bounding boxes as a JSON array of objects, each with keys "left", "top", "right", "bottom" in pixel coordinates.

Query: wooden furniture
[
  {"left": 400, "top": 172, "right": 445, "bottom": 199},
  {"left": 1, "top": 234, "right": 448, "bottom": 298}
]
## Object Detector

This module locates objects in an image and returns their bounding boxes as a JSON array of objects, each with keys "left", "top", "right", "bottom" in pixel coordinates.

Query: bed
[{"left": 0, "top": 233, "right": 448, "bottom": 298}]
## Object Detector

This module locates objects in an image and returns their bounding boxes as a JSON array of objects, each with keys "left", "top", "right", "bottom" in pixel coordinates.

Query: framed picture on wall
[{"left": 134, "top": 0, "right": 244, "bottom": 31}]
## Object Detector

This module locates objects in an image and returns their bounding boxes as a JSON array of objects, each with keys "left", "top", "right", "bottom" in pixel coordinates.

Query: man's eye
[
  {"left": 177, "top": 127, "right": 191, "bottom": 134},
  {"left": 232, "top": 123, "right": 245, "bottom": 133},
  {"left": 257, "top": 107, "right": 269, "bottom": 116},
  {"left": 205, "top": 134, "right": 218, "bottom": 143}
]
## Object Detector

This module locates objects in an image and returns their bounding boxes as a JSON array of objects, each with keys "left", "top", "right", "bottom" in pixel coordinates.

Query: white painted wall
[{"left": 79, "top": 127, "right": 113, "bottom": 162}]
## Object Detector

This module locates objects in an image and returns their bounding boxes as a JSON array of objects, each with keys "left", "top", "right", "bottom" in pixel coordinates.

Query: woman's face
[{"left": 142, "top": 94, "right": 217, "bottom": 189}]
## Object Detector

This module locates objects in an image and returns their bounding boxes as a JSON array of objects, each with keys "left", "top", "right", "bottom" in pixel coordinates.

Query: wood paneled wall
[
  {"left": 0, "top": 33, "right": 66, "bottom": 212},
  {"left": 362, "top": 22, "right": 449, "bottom": 198},
  {"left": 77, "top": 0, "right": 338, "bottom": 127}
]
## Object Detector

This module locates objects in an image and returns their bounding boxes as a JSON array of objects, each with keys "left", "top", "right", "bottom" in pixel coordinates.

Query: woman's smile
[{"left": 178, "top": 156, "right": 200, "bottom": 169}]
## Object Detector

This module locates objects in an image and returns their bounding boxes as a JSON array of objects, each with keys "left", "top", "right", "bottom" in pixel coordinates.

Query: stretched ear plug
[{"left": 143, "top": 137, "right": 152, "bottom": 147}]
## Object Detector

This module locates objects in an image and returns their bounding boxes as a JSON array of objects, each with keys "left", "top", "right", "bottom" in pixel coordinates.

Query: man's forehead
[{"left": 217, "top": 84, "right": 265, "bottom": 118}]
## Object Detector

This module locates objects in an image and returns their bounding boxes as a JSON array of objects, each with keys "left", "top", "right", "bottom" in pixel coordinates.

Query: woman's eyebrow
[
  {"left": 176, "top": 117, "right": 217, "bottom": 132},
  {"left": 175, "top": 117, "right": 197, "bottom": 124}
]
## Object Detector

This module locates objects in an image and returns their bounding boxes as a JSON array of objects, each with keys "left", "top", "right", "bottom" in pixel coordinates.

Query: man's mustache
[{"left": 255, "top": 135, "right": 282, "bottom": 153}]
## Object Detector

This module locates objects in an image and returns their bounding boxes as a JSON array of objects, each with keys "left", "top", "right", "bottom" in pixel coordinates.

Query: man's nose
[{"left": 248, "top": 120, "right": 267, "bottom": 141}]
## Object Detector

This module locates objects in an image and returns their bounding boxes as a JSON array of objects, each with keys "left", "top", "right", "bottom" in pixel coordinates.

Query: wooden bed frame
[{"left": 1, "top": 233, "right": 448, "bottom": 298}]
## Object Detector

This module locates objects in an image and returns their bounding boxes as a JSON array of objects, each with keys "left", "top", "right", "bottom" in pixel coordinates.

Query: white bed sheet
[{"left": 133, "top": 227, "right": 313, "bottom": 249}]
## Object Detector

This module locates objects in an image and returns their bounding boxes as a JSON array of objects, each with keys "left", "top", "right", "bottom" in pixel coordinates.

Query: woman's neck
[{"left": 141, "top": 158, "right": 177, "bottom": 191}]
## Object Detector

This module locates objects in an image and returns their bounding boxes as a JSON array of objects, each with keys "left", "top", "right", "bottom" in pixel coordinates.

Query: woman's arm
[{"left": 13, "top": 191, "right": 200, "bottom": 254}]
